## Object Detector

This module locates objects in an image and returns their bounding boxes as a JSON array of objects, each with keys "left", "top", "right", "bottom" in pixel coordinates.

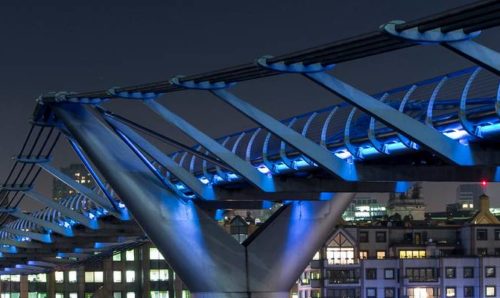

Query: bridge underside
[{"left": 54, "top": 103, "right": 355, "bottom": 297}]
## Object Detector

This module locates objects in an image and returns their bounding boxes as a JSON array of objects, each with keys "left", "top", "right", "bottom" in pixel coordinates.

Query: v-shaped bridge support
[{"left": 53, "top": 103, "right": 354, "bottom": 298}]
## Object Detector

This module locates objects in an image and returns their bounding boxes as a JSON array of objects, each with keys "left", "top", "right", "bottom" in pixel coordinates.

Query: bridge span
[{"left": 0, "top": 1, "right": 499, "bottom": 297}]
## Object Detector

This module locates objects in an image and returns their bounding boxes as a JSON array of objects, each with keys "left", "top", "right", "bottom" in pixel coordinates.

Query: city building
[
  {"left": 342, "top": 195, "right": 387, "bottom": 222},
  {"left": 52, "top": 164, "right": 94, "bottom": 200},
  {"left": 455, "top": 184, "right": 484, "bottom": 212},
  {"left": 297, "top": 194, "right": 500, "bottom": 298},
  {"left": 386, "top": 183, "right": 426, "bottom": 221},
  {"left": 0, "top": 242, "right": 190, "bottom": 298}
]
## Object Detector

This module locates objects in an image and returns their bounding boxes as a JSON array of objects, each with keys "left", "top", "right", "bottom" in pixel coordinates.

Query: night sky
[{"left": 1, "top": 0, "right": 499, "bottom": 211}]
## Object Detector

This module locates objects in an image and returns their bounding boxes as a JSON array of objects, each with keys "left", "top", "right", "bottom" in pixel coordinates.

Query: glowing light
[
  {"left": 257, "top": 165, "right": 271, "bottom": 174},
  {"left": 482, "top": 180, "right": 488, "bottom": 187}
]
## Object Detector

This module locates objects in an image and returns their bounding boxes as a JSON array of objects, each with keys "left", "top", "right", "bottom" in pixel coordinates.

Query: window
[
  {"left": 327, "top": 269, "right": 359, "bottom": 284},
  {"left": 84, "top": 271, "right": 103, "bottom": 283},
  {"left": 478, "top": 248, "right": 488, "bottom": 256},
  {"left": 366, "top": 268, "right": 377, "bottom": 280},
  {"left": 496, "top": 248, "right": 500, "bottom": 256},
  {"left": 376, "top": 231, "right": 386, "bottom": 242},
  {"left": 384, "top": 288, "right": 395, "bottom": 298},
  {"left": 55, "top": 294, "right": 64, "bottom": 298},
  {"left": 446, "top": 287, "right": 456, "bottom": 297},
  {"left": 399, "top": 250, "right": 426, "bottom": 259},
  {"left": 182, "top": 291, "right": 191, "bottom": 298},
  {"left": 366, "top": 288, "right": 376, "bottom": 298},
  {"left": 464, "top": 286, "right": 474, "bottom": 297},
  {"left": 496, "top": 229, "right": 500, "bottom": 240},
  {"left": 477, "top": 229, "right": 488, "bottom": 240},
  {"left": 486, "top": 286, "right": 496, "bottom": 297},
  {"left": 126, "top": 271, "right": 135, "bottom": 283},
  {"left": 359, "top": 251, "right": 368, "bottom": 260},
  {"left": 150, "top": 269, "right": 169, "bottom": 281},
  {"left": 406, "top": 268, "right": 438, "bottom": 282},
  {"left": 95, "top": 271, "right": 103, "bottom": 283},
  {"left": 150, "top": 247, "right": 165, "bottom": 260},
  {"left": 113, "top": 252, "right": 121, "bottom": 261},
  {"left": 384, "top": 268, "right": 394, "bottom": 279},
  {"left": 486, "top": 266, "right": 496, "bottom": 278},
  {"left": 126, "top": 293, "right": 135, "bottom": 298},
  {"left": 126, "top": 250, "right": 135, "bottom": 261},
  {"left": 359, "top": 231, "right": 368, "bottom": 242},
  {"left": 445, "top": 267, "right": 456, "bottom": 278},
  {"left": 55, "top": 272, "right": 64, "bottom": 283},
  {"left": 464, "top": 267, "right": 474, "bottom": 278},
  {"left": 113, "top": 293, "right": 122, "bottom": 298},
  {"left": 68, "top": 271, "right": 77, "bottom": 283},
  {"left": 113, "top": 271, "right": 122, "bottom": 283},
  {"left": 69, "top": 294, "right": 77, "bottom": 298},
  {"left": 377, "top": 251, "right": 386, "bottom": 259},
  {"left": 27, "top": 274, "right": 46, "bottom": 282},
  {"left": 326, "top": 232, "right": 354, "bottom": 264},
  {"left": 151, "top": 292, "right": 169, "bottom": 298}
]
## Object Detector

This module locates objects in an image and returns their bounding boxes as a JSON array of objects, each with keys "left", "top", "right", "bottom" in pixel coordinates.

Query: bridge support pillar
[{"left": 53, "top": 103, "right": 354, "bottom": 298}]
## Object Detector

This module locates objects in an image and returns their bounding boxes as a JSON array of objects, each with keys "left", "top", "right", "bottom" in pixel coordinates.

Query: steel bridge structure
[{"left": 0, "top": 1, "right": 499, "bottom": 297}]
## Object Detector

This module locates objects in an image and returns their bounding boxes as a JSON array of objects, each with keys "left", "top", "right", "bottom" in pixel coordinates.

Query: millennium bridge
[{"left": 0, "top": 1, "right": 499, "bottom": 297}]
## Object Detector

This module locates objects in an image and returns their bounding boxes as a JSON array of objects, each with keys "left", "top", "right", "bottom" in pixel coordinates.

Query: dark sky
[{"left": 1, "top": 0, "right": 499, "bottom": 211}]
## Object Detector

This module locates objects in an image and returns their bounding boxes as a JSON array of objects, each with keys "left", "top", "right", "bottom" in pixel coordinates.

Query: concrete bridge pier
[{"left": 53, "top": 103, "right": 354, "bottom": 298}]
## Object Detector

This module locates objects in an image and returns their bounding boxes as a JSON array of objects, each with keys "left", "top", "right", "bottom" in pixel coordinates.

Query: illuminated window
[
  {"left": 69, "top": 294, "right": 77, "bottom": 298},
  {"left": 113, "top": 252, "right": 121, "bottom": 261},
  {"left": 326, "top": 232, "right": 354, "bottom": 264},
  {"left": 359, "top": 251, "right": 368, "bottom": 260},
  {"left": 151, "top": 292, "right": 169, "bottom": 298},
  {"left": 85, "top": 272, "right": 94, "bottom": 283},
  {"left": 126, "top": 293, "right": 135, "bottom": 298},
  {"left": 446, "top": 287, "right": 456, "bottom": 297},
  {"left": 113, "top": 293, "right": 122, "bottom": 298},
  {"left": 68, "top": 271, "right": 77, "bottom": 283},
  {"left": 150, "top": 247, "right": 165, "bottom": 260},
  {"left": 28, "top": 274, "right": 47, "bottom": 282},
  {"left": 55, "top": 294, "right": 64, "bottom": 298},
  {"left": 150, "top": 269, "right": 169, "bottom": 281},
  {"left": 182, "top": 290, "right": 191, "bottom": 298},
  {"left": 399, "top": 250, "right": 426, "bottom": 259},
  {"left": 126, "top": 271, "right": 135, "bottom": 283},
  {"left": 55, "top": 272, "right": 64, "bottom": 283},
  {"left": 376, "top": 251, "right": 386, "bottom": 259},
  {"left": 126, "top": 250, "right": 135, "bottom": 261},
  {"left": 486, "top": 286, "right": 496, "bottom": 297},
  {"left": 95, "top": 271, "right": 103, "bottom": 283},
  {"left": 113, "top": 271, "right": 122, "bottom": 283},
  {"left": 312, "top": 251, "right": 320, "bottom": 260}
]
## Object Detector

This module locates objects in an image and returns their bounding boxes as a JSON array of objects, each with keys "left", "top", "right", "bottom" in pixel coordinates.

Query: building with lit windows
[
  {"left": 0, "top": 243, "right": 190, "bottom": 298},
  {"left": 52, "top": 164, "right": 95, "bottom": 200},
  {"left": 342, "top": 196, "right": 387, "bottom": 222},
  {"left": 297, "top": 194, "right": 500, "bottom": 298}
]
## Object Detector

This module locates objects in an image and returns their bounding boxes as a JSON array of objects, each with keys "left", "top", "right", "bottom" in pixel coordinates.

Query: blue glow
[
  {"left": 395, "top": 181, "right": 410, "bottom": 193},
  {"left": 385, "top": 141, "right": 408, "bottom": 152},
  {"left": 214, "top": 209, "right": 224, "bottom": 221},
  {"left": 262, "top": 200, "right": 273, "bottom": 209},
  {"left": 226, "top": 173, "right": 239, "bottom": 180},
  {"left": 257, "top": 165, "right": 271, "bottom": 174},
  {"left": 359, "top": 146, "right": 379, "bottom": 158},
  {"left": 319, "top": 192, "right": 335, "bottom": 201},
  {"left": 334, "top": 149, "right": 352, "bottom": 159}
]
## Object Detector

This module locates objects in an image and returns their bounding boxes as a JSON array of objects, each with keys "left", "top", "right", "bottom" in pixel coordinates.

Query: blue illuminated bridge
[{"left": 1, "top": 1, "right": 500, "bottom": 297}]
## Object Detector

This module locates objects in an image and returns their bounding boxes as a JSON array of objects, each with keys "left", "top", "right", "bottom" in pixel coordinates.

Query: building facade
[{"left": 297, "top": 195, "right": 500, "bottom": 298}]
